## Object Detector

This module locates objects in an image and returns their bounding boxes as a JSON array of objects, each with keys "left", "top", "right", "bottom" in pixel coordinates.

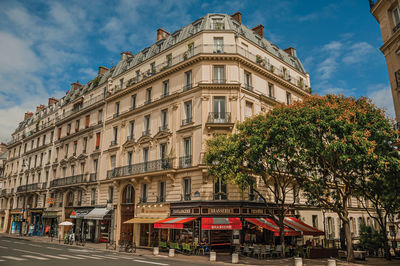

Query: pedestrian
[{"left": 29, "top": 224, "right": 34, "bottom": 236}]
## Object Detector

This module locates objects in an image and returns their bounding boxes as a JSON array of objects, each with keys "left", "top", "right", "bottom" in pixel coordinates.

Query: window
[
  {"left": 80, "top": 162, "right": 85, "bottom": 175},
  {"left": 42, "top": 135, "right": 46, "bottom": 146},
  {"left": 181, "top": 137, "right": 192, "bottom": 168},
  {"left": 93, "top": 159, "right": 98, "bottom": 173},
  {"left": 114, "top": 102, "right": 120, "bottom": 117},
  {"left": 193, "top": 22, "right": 201, "bottom": 33},
  {"left": 141, "top": 183, "right": 147, "bottom": 203},
  {"left": 162, "top": 80, "right": 169, "bottom": 97},
  {"left": 85, "top": 115, "right": 90, "bottom": 128},
  {"left": 71, "top": 165, "right": 75, "bottom": 176},
  {"left": 160, "top": 143, "right": 167, "bottom": 160},
  {"left": 212, "top": 18, "right": 224, "bottom": 30},
  {"left": 83, "top": 137, "right": 88, "bottom": 153},
  {"left": 128, "top": 120, "right": 135, "bottom": 140},
  {"left": 144, "top": 115, "right": 151, "bottom": 136},
  {"left": 145, "top": 88, "right": 152, "bottom": 104},
  {"left": 127, "top": 151, "right": 133, "bottom": 166},
  {"left": 158, "top": 181, "right": 166, "bottom": 202},
  {"left": 214, "top": 177, "right": 227, "bottom": 200},
  {"left": 98, "top": 109, "right": 103, "bottom": 123},
  {"left": 119, "top": 78, "right": 124, "bottom": 89},
  {"left": 110, "top": 156, "right": 116, "bottom": 170},
  {"left": 124, "top": 185, "right": 134, "bottom": 204},
  {"left": 67, "top": 124, "right": 71, "bottom": 135},
  {"left": 77, "top": 190, "right": 82, "bottom": 206},
  {"left": 131, "top": 94, "right": 136, "bottom": 110},
  {"left": 112, "top": 126, "right": 118, "bottom": 145},
  {"left": 166, "top": 54, "right": 172, "bottom": 66},
  {"left": 73, "top": 141, "right": 77, "bottom": 155},
  {"left": 150, "top": 62, "right": 156, "bottom": 74},
  {"left": 95, "top": 132, "right": 101, "bottom": 149},
  {"left": 108, "top": 186, "right": 114, "bottom": 203},
  {"left": 160, "top": 109, "right": 168, "bottom": 131},
  {"left": 213, "top": 65, "right": 225, "bottom": 83},
  {"left": 213, "top": 37, "right": 224, "bottom": 53},
  {"left": 213, "top": 97, "right": 226, "bottom": 122},
  {"left": 183, "top": 178, "right": 191, "bottom": 200},
  {"left": 62, "top": 167, "right": 66, "bottom": 178},
  {"left": 50, "top": 131, "right": 54, "bottom": 142},
  {"left": 244, "top": 71, "right": 252, "bottom": 90},
  {"left": 143, "top": 148, "right": 149, "bottom": 163},
  {"left": 312, "top": 215, "right": 318, "bottom": 229},
  {"left": 75, "top": 119, "right": 80, "bottom": 132},
  {"left": 184, "top": 71, "right": 192, "bottom": 90},
  {"left": 136, "top": 70, "right": 140, "bottom": 81},
  {"left": 65, "top": 143, "right": 69, "bottom": 158},
  {"left": 268, "top": 83, "right": 275, "bottom": 98},
  {"left": 36, "top": 138, "right": 40, "bottom": 147},
  {"left": 183, "top": 101, "right": 192, "bottom": 125},
  {"left": 393, "top": 7, "right": 400, "bottom": 29},
  {"left": 245, "top": 101, "right": 253, "bottom": 118},
  {"left": 327, "top": 217, "right": 335, "bottom": 239},
  {"left": 286, "top": 92, "right": 292, "bottom": 105},
  {"left": 91, "top": 188, "right": 97, "bottom": 205}
]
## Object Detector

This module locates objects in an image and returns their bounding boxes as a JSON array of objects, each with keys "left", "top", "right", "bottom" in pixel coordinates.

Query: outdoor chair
[
  {"left": 243, "top": 245, "right": 251, "bottom": 256},
  {"left": 273, "top": 244, "right": 282, "bottom": 257},
  {"left": 305, "top": 246, "right": 311, "bottom": 258},
  {"left": 295, "top": 246, "right": 304, "bottom": 257},
  {"left": 253, "top": 245, "right": 261, "bottom": 259},
  {"left": 261, "top": 245, "right": 271, "bottom": 258},
  {"left": 159, "top": 241, "right": 168, "bottom": 250}
]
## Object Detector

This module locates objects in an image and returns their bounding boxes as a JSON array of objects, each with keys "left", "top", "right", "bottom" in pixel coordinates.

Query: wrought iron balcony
[
  {"left": 89, "top": 173, "right": 97, "bottom": 182},
  {"left": 183, "top": 83, "right": 192, "bottom": 91},
  {"left": 207, "top": 112, "right": 232, "bottom": 124},
  {"left": 50, "top": 174, "right": 85, "bottom": 188},
  {"left": 17, "top": 183, "right": 40, "bottom": 192},
  {"left": 110, "top": 140, "right": 118, "bottom": 146},
  {"left": 213, "top": 79, "right": 226, "bottom": 84},
  {"left": 159, "top": 124, "right": 168, "bottom": 132},
  {"left": 142, "top": 129, "right": 151, "bottom": 136},
  {"left": 106, "top": 158, "right": 173, "bottom": 179},
  {"left": 127, "top": 135, "right": 134, "bottom": 141},
  {"left": 179, "top": 156, "right": 192, "bottom": 168},
  {"left": 182, "top": 117, "right": 193, "bottom": 126},
  {"left": 214, "top": 192, "right": 228, "bottom": 200},
  {"left": 244, "top": 84, "right": 253, "bottom": 91}
]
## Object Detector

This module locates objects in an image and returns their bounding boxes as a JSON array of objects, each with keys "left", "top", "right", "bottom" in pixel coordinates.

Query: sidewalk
[{"left": 1, "top": 233, "right": 399, "bottom": 265}]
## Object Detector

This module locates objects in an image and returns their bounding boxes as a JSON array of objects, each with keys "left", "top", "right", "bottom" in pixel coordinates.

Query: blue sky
[{"left": 0, "top": 0, "right": 391, "bottom": 142}]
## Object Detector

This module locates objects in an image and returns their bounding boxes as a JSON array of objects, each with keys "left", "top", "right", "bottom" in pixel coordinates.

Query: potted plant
[
  {"left": 256, "top": 55, "right": 263, "bottom": 64},
  {"left": 270, "top": 65, "right": 275, "bottom": 73}
]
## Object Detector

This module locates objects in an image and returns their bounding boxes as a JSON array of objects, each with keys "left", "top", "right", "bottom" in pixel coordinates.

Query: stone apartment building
[{"left": 0, "top": 12, "right": 381, "bottom": 248}]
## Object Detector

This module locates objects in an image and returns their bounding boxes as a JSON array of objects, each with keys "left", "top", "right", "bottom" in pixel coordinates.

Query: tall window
[
  {"left": 312, "top": 215, "right": 318, "bottom": 229},
  {"left": 212, "top": 18, "right": 224, "bottom": 30},
  {"left": 286, "top": 92, "right": 292, "bottom": 105},
  {"left": 110, "top": 156, "right": 116, "bottom": 169},
  {"left": 213, "top": 37, "right": 224, "bottom": 53},
  {"left": 160, "top": 143, "right": 167, "bottom": 160},
  {"left": 214, "top": 177, "right": 227, "bottom": 200},
  {"left": 161, "top": 109, "right": 168, "bottom": 130},
  {"left": 143, "top": 148, "right": 149, "bottom": 171},
  {"left": 131, "top": 94, "right": 136, "bottom": 110},
  {"left": 158, "top": 181, "right": 166, "bottom": 202},
  {"left": 141, "top": 183, "right": 147, "bottom": 203},
  {"left": 112, "top": 126, "right": 118, "bottom": 145},
  {"left": 85, "top": 115, "right": 90, "bottom": 128},
  {"left": 114, "top": 102, "right": 120, "bottom": 117},
  {"left": 268, "top": 83, "right": 275, "bottom": 98},
  {"left": 91, "top": 188, "right": 97, "bottom": 205},
  {"left": 65, "top": 144, "right": 69, "bottom": 158},
  {"left": 128, "top": 120, "right": 135, "bottom": 140},
  {"left": 393, "top": 6, "right": 400, "bottom": 28},
  {"left": 67, "top": 124, "right": 71, "bottom": 135},
  {"left": 162, "top": 80, "right": 169, "bottom": 97},
  {"left": 98, "top": 109, "right": 103, "bottom": 123},
  {"left": 75, "top": 119, "right": 80, "bottom": 132},
  {"left": 166, "top": 54, "right": 172, "bottom": 66},
  {"left": 71, "top": 165, "right": 75, "bottom": 176},
  {"left": 108, "top": 186, "right": 114, "bottom": 203},
  {"left": 136, "top": 70, "right": 140, "bottom": 81},
  {"left": 183, "top": 178, "right": 191, "bottom": 200},
  {"left": 50, "top": 131, "right": 54, "bottom": 143},
  {"left": 127, "top": 151, "right": 133, "bottom": 166},
  {"left": 244, "top": 71, "right": 252, "bottom": 90},
  {"left": 83, "top": 137, "right": 88, "bottom": 152},
  {"left": 93, "top": 159, "right": 98, "bottom": 173},
  {"left": 245, "top": 101, "right": 253, "bottom": 118},
  {"left": 182, "top": 137, "right": 192, "bottom": 168},
  {"left": 213, "top": 65, "right": 225, "bottom": 83},
  {"left": 119, "top": 78, "right": 124, "bottom": 89},
  {"left": 73, "top": 141, "right": 77, "bottom": 155},
  {"left": 150, "top": 62, "right": 155, "bottom": 73},
  {"left": 123, "top": 185, "right": 134, "bottom": 203},
  {"left": 145, "top": 88, "right": 152, "bottom": 104},
  {"left": 184, "top": 71, "right": 192, "bottom": 90},
  {"left": 42, "top": 135, "right": 46, "bottom": 146},
  {"left": 213, "top": 97, "right": 226, "bottom": 122},
  {"left": 95, "top": 132, "right": 101, "bottom": 149},
  {"left": 144, "top": 115, "right": 150, "bottom": 135},
  {"left": 183, "top": 101, "right": 192, "bottom": 125}
]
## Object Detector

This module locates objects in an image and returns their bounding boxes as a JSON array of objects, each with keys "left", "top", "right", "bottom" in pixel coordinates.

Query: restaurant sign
[
  {"left": 136, "top": 204, "right": 170, "bottom": 218},
  {"left": 171, "top": 208, "right": 192, "bottom": 215}
]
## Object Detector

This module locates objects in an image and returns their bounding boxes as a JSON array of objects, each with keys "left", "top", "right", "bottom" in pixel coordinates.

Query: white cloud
[
  {"left": 317, "top": 57, "right": 337, "bottom": 80},
  {"left": 342, "top": 42, "right": 375, "bottom": 64},
  {"left": 367, "top": 84, "right": 395, "bottom": 119}
]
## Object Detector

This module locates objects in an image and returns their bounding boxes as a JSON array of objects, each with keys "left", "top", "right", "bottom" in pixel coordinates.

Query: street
[{"left": 0, "top": 236, "right": 211, "bottom": 266}]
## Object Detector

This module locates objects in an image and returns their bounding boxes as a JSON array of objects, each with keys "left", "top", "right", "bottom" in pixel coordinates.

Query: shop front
[
  {"left": 83, "top": 207, "right": 112, "bottom": 242},
  {"left": 29, "top": 209, "right": 44, "bottom": 236},
  {"left": 9, "top": 209, "right": 24, "bottom": 235},
  {"left": 68, "top": 208, "right": 93, "bottom": 240},
  {"left": 42, "top": 211, "right": 59, "bottom": 237}
]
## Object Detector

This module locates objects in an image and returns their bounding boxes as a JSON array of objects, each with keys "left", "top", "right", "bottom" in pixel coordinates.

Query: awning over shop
[
  {"left": 284, "top": 217, "right": 324, "bottom": 236},
  {"left": 245, "top": 218, "right": 301, "bottom": 236},
  {"left": 202, "top": 217, "right": 242, "bottom": 230},
  {"left": 84, "top": 208, "right": 111, "bottom": 220},
  {"left": 10, "top": 209, "right": 23, "bottom": 215},
  {"left": 70, "top": 208, "right": 93, "bottom": 219},
  {"left": 42, "top": 211, "right": 58, "bottom": 219},
  {"left": 124, "top": 218, "right": 162, "bottom": 224},
  {"left": 154, "top": 217, "right": 197, "bottom": 229}
]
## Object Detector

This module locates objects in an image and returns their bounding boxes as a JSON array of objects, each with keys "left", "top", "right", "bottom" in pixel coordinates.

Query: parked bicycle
[
  {"left": 118, "top": 240, "right": 136, "bottom": 253},
  {"left": 75, "top": 234, "right": 86, "bottom": 246},
  {"left": 106, "top": 240, "right": 116, "bottom": 250}
]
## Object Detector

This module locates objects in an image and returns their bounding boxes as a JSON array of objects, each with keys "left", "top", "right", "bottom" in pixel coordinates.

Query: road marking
[
  {"left": 1, "top": 240, "right": 11, "bottom": 242},
  {"left": 13, "top": 248, "right": 38, "bottom": 254},
  {"left": 41, "top": 254, "right": 68, "bottom": 260},
  {"left": 28, "top": 243, "right": 42, "bottom": 247},
  {"left": 133, "top": 259, "right": 169, "bottom": 265},
  {"left": 46, "top": 246, "right": 62, "bottom": 250},
  {"left": 0, "top": 245, "right": 8, "bottom": 249},
  {"left": 58, "top": 254, "right": 86, "bottom": 259},
  {"left": 0, "top": 259, "right": 4, "bottom": 262},
  {"left": 90, "top": 254, "right": 118, "bottom": 259},
  {"left": 69, "top": 249, "right": 91, "bottom": 253},
  {"left": 2, "top": 256, "right": 27, "bottom": 261},
  {"left": 74, "top": 254, "right": 103, "bottom": 260},
  {"left": 106, "top": 254, "right": 134, "bottom": 259},
  {"left": 22, "top": 254, "right": 50, "bottom": 260}
]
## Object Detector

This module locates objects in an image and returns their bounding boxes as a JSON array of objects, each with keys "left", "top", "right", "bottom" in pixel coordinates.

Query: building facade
[
  {"left": 370, "top": 0, "right": 400, "bottom": 122},
  {"left": 0, "top": 12, "right": 384, "bottom": 248}
]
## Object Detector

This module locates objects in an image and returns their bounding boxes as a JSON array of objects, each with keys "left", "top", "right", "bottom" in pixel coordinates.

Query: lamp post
[{"left": 322, "top": 209, "right": 327, "bottom": 248}]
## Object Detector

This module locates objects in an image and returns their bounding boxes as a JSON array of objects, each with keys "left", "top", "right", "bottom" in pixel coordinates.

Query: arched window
[{"left": 122, "top": 185, "right": 134, "bottom": 204}]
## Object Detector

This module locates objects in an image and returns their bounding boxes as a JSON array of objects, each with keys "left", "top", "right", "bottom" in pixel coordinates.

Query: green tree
[
  {"left": 359, "top": 224, "right": 384, "bottom": 256},
  {"left": 204, "top": 114, "right": 303, "bottom": 257}
]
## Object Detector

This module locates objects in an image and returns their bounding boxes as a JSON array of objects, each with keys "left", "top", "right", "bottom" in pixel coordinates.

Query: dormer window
[
  {"left": 172, "top": 33, "right": 179, "bottom": 44},
  {"left": 193, "top": 22, "right": 201, "bottom": 33},
  {"left": 212, "top": 18, "right": 224, "bottom": 30}
]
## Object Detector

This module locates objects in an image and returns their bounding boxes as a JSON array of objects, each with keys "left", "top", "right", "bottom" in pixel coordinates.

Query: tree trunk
[
  {"left": 343, "top": 220, "right": 354, "bottom": 262},
  {"left": 279, "top": 224, "right": 286, "bottom": 258},
  {"left": 382, "top": 229, "right": 391, "bottom": 260}
]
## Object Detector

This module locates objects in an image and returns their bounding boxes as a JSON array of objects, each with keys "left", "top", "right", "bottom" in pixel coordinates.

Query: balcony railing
[
  {"left": 89, "top": 173, "right": 97, "bottom": 182},
  {"left": 56, "top": 94, "right": 105, "bottom": 122},
  {"left": 106, "top": 158, "right": 173, "bottom": 179},
  {"left": 181, "top": 194, "right": 191, "bottom": 201},
  {"left": 182, "top": 117, "right": 193, "bottom": 126},
  {"left": 207, "top": 112, "right": 232, "bottom": 124},
  {"left": 17, "top": 183, "right": 40, "bottom": 192},
  {"left": 50, "top": 174, "right": 86, "bottom": 188},
  {"left": 244, "top": 84, "right": 253, "bottom": 91},
  {"left": 159, "top": 125, "right": 168, "bottom": 132},
  {"left": 127, "top": 135, "right": 134, "bottom": 141},
  {"left": 214, "top": 193, "right": 228, "bottom": 200},
  {"left": 179, "top": 156, "right": 192, "bottom": 168},
  {"left": 142, "top": 129, "right": 151, "bottom": 137},
  {"left": 213, "top": 79, "right": 226, "bottom": 84},
  {"left": 110, "top": 140, "right": 118, "bottom": 146},
  {"left": 183, "top": 83, "right": 193, "bottom": 91}
]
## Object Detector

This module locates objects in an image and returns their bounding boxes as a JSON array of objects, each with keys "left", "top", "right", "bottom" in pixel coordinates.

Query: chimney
[
  {"left": 120, "top": 51, "right": 133, "bottom": 61},
  {"left": 284, "top": 47, "right": 297, "bottom": 57},
  {"left": 48, "top": 97, "right": 58, "bottom": 106},
  {"left": 231, "top": 12, "right": 242, "bottom": 24},
  {"left": 98, "top": 66, "right": 109, "bottom": 75},
  {"left": 36, "top": 105, "right": 46, "bottom": 113},
  {"left": 252, "top": 24, "right": 264, "bottom": 38},
  {"left": 0, "top": 143, "right": 6, "bottom": 154},
  {"left": 157, "top": 28, "right": 170, "bottom": 41},
  {"left": 71, "top": 81, "right": 82, "bottom": 91},
  {"left": 24, "top": 112, "right": 33, "bottom": 120}
]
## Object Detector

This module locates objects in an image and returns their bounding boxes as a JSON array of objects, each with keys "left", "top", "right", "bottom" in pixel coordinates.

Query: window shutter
[
  {"left": 85, "top": 115, "right": 90, "bottom": 127},
  {"left": 96, "top": 132, "right": 100, "bottom": 147}
]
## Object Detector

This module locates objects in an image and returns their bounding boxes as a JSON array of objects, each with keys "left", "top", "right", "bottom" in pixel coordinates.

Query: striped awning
[
  {"left": 124, "top": 218, "right": 162, "bottom": 224},
  {"left": 284, "top": 217, "right": 325, "bottom": 236},
  {"left": 154, "top": 217, "right": 197, "bottom": 229},
  {"left": 245, "top": 218, "right": 300, "bottom": 236},
  {"left": 201, "top": 217, "right": 242, "bottom": 230}
]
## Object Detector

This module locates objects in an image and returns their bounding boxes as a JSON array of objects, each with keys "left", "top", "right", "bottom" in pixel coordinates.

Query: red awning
[
  {"left": 202, "top": 217, "right": 242, "bottom": 230},
  {"left": 284, "top": 217, "right": 324, "bottom": 236},
  {"left": 245, "top": 218, "right": 301, "bottom": 236},
  {"left": 154, "top": 217, "right": 197, "bottom": 229}
]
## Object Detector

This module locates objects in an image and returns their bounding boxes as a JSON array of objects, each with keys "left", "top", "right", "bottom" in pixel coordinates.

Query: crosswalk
[{"left": 0, "top": 252, "right": 140, "bottom": 262}]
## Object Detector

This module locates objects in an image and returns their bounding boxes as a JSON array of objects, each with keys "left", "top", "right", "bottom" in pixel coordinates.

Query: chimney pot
[
  {"left": 24, "top": 112, "right": 33, "bottom": 121},
  {"left": 71, "top": 81, "right": 82, "bottom": 91},
  {"left": 98, "top": 66, "right": 109, "bottom": 75},
  {"left": 48, "top": 97, "right": 58, "bottom": 106},
  {"left": 120, "top": 51, "right": 133, "bottom": 61},
  {"left": 36, "top": 105, "right": 46, "bottom": 113},
  {"left": 231, "top": 12, "right": 242, "bottom": 24},
  {"left": 252, "top": 24, "right": 264, "bottom": 38},
  {"left": 157, "top": 28, "right": 170, "bottom": 41},
  {"left": 284, "top": 47, "right": 297, "bottom": 57}
]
